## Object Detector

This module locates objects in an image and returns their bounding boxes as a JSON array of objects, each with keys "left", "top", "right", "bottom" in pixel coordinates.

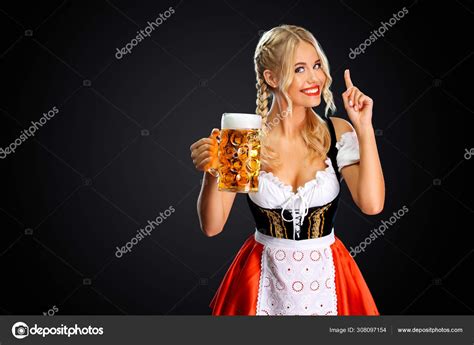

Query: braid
[
  {"left": 254, "top": 40, "right": 271, "bottom": 133},
  {"left": 256, "top": 76, "right": 270, "bottom": 127}
]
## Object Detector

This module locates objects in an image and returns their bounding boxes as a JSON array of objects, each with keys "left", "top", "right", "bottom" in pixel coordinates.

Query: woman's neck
[{"left": 266, "top": 97, "right": 307, "bottom": 141}]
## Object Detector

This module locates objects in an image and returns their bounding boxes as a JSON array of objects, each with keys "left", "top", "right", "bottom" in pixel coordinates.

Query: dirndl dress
[{"left": 209, "top": 116, "right": 379, "bottom": 316}]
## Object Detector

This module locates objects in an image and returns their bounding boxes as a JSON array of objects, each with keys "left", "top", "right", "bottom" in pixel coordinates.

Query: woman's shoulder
[{"left": 328, "top": 116, "right": 355, "bottom": 142}]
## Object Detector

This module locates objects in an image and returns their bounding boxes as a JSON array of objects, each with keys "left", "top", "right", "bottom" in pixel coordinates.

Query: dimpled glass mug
[{"left": 208, "top": 113, "right": 262, "bottom": 193}]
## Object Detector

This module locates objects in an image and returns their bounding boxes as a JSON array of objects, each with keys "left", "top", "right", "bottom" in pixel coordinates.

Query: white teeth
[{"left": 302, "top": 88, "right": 319, "bottom": 94}]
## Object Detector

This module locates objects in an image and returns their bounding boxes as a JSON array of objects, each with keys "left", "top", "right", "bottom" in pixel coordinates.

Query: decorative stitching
[
  {"left": 255, "top": 242, "right": 266, "bottom": 315},
  {"left": 260, "top": 208, "right": 288, "bottom": 238},
  {"left": 307, "top": 202, "right": 332, "bottom": 238},
  {"left": 328, "top": 244, "right": 338, "bottom": 315}
]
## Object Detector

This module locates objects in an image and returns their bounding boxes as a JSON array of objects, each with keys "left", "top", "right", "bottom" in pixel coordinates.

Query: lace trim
[
  {"left": 256, "top": 244, "right": 266, "bottom": 315},
  {"left": 328, "top": 245, "right": 338, "bottom": 315},
  {"left": 260, "top": 157, "right": 336, "bottom": 194}
]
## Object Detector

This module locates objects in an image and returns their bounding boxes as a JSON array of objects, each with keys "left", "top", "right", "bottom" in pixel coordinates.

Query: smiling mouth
[{"left": 300, "top": 86, "right": 320, "bottom": 96}]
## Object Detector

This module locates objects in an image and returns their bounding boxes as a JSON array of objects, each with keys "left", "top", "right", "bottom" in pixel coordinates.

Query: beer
[{"left": 211, "top": 113, "right": 262, "bottom": 193}]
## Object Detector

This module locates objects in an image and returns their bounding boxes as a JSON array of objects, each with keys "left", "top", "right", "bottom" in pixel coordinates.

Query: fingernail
[
  {"left": 349, "top": 100, "right": 353, "bottom": 106},
  {"left": 354, "top": 105, "right": 359, "bottom": 111}
]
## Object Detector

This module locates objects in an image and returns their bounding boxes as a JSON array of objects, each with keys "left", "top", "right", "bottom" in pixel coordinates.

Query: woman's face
[{"left": 286, "top": 41, "right": 327, "bottom": 108}]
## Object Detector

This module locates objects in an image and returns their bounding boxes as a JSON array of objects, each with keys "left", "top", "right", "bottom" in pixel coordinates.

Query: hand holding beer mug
[{"left": 191, "top": 113, "right": 262, "bottom": 193}]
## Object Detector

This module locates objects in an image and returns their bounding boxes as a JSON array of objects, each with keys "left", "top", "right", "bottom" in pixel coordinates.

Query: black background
[{"left": 0, "top": 0, "right": 472, "bottom": 315}]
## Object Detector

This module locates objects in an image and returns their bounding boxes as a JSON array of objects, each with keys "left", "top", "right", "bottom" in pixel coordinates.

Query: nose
[{"left": 308, "top": 68, "right": 319, "bottom": 84}]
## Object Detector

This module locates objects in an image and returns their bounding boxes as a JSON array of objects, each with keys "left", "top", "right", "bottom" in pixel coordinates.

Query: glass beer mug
[{"left": 208, "top": 113, "right": 262, "bottom": 193}]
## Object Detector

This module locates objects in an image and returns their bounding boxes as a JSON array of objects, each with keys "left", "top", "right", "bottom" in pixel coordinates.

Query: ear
[{"left": 263, "top": 69, "right": 278, "bottom": 88}]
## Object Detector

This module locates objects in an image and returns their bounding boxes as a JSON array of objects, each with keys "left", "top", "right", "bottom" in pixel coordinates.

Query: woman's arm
[
  {"left": 335, "top": 68, "right": 385, "bottom": 215},
  {"left": 197, "top": 171, "right": 237, "bottom": 236},
  {"left": 191, "top": 129, "right": 237, "bottom": 236},
  {"left": 331, "top": 117, "right": 385, "bottom": 215}
]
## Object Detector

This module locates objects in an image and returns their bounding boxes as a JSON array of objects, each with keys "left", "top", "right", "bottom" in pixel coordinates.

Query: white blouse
[{"left": 248, "top": 131, "right": 360, "bottom": 235}]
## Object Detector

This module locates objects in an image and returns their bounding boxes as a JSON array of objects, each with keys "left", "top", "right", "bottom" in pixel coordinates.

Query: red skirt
[{"left": 210, "top": 231, "right": 379, "bottom": 315}]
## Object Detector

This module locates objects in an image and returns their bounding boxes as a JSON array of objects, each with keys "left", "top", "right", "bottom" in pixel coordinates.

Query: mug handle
[{"left": 207, "top": 167, "right": 219, "bottom": 177}]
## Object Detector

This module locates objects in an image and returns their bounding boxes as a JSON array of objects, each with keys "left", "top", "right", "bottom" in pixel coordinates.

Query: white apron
[{"left": 254, "top": 228, "right": 338, "bottom": 316}]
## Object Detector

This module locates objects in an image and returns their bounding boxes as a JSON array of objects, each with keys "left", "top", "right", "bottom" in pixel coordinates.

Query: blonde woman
[{"left": 190, "top": 24, "right": 384, "bottom": 315}]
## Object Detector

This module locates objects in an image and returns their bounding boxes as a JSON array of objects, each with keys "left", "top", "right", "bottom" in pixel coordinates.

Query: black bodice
[{"left": 246, "top": 116, "right": 342, "bottom": 240}]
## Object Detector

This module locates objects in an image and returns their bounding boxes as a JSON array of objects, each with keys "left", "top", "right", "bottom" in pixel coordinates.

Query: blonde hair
[{"left": 254, "top": 24, "right": 336, "bottom": 169}]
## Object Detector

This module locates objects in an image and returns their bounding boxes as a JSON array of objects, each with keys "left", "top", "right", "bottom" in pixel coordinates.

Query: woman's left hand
[{"left": 341, "top": 69, "right": 373, "bottom": 129}]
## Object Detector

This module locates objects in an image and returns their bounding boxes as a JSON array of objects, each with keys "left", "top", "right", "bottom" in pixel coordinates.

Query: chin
[
  {"left": 292, "top": 95, "right": 322, "bottom": 109},
  {"left": 299, "top": 99, "right": 321, "bottom": 108}
]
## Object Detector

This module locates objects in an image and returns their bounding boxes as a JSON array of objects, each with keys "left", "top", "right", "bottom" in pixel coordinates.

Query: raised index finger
[{"left": 344, "top": 69, "right": 354, "bottom": 89}]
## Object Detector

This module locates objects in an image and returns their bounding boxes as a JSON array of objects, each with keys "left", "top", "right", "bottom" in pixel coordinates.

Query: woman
[{"left": 190, "top": 24, "right": 384, "bottom": 315}]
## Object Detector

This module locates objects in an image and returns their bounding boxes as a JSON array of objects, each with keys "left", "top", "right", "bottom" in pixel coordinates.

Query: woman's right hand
[{"left": 190, "top": 128, "right": 220, "bottom": 173}]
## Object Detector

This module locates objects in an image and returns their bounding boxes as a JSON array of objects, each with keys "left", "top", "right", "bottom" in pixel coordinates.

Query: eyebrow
[{"left": 294, "top": 59, "right": 321, "bottom": 66}]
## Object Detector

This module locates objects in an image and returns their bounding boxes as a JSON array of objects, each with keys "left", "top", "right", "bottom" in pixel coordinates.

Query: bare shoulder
[{"left": 329, "top": 116, "right": 355, "bottom": 142}]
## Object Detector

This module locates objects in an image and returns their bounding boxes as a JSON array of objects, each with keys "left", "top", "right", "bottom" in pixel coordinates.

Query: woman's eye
[{"left": 295, "top": 63, "right": 321, "bottom": 73}]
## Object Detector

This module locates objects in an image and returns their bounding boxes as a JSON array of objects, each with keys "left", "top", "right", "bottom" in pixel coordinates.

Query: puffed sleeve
[{"left": 335, "top": 130, "right": 360, "bottom": 173}]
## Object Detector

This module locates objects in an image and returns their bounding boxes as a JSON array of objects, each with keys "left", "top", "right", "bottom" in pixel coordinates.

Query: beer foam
[{"left": 221, "top": 113, "right": 262, "bottom": 129}]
